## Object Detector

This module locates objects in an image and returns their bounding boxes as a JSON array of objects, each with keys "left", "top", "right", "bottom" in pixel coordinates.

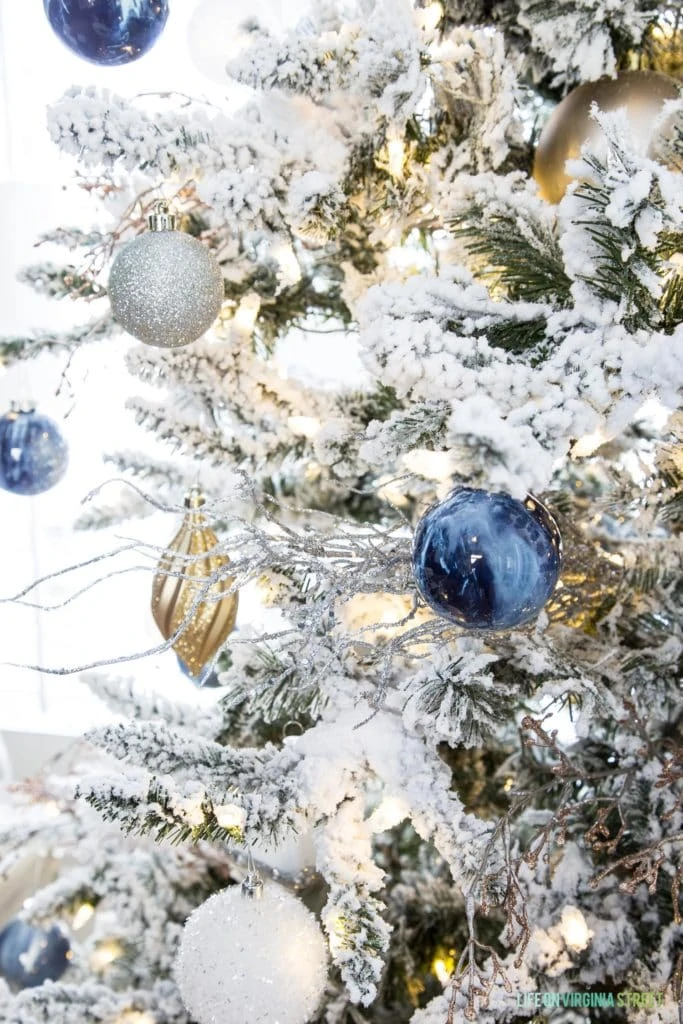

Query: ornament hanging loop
[
  {"left": 148, "top": 200, "right": 176, "bottom": 232},
  {"left": 242, "top": 848, "right": 263, "bottom": 899}
]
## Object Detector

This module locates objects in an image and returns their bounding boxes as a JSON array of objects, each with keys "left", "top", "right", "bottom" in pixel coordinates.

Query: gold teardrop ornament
[{"left": 152, "top": 488, "right": 238, "bottom": 676}]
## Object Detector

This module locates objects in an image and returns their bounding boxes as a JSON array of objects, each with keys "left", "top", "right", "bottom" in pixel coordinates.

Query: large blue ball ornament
[
  {"left": 43, "top": 0, "right": 169, "bottom": 66},
  {"left": 0, "top": 919, "right": 71, "bottom": 989},
  {"left": 412, "top": 488, "right": 562, "bottom": 630},
  {"left": 0, "top": 408, "right": 68, "bottom": 496}
]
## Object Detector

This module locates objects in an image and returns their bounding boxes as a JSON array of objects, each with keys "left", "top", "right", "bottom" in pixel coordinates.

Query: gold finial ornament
[
  {"left": 152, "top": 490, "right": 238, "bottom": 676},
  {"left": 533, "top": 70, "right": 681, "bottom": 203}
]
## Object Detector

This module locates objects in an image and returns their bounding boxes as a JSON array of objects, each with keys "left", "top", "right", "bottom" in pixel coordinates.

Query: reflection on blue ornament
[
  {"left": 412, "top": 488, "right": 562, "bottom": 630},
  {"left": 0, "top": 409, "right": 68, "bottom": 496},
  {"left": 0, "top": 919, "right": 71, "bottom": 989},
  {"left": 176, "top": 654, "right": 222, "bottom": 689},
  {"left": 44, "top": 0, "right": 169, "bottom": 66}
]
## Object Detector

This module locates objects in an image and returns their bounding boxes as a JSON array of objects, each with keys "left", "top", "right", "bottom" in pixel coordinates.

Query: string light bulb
[
  {"left": 385, "top": 240, "right": 433, "bottom": 274},
  {"left": 271, "top": 242, "right": 302, "bottom": 286},
  {"left": 386, "top": 135, "right": 406, "bottom": 182},
  {"left": 213, "top": 802, "right": 246, "bottom": 832},
  {"left": 288, "top": 415, "right": 322, "bottom": 439},
  {"left": 336, "top": 591, "right": 433, "bottom": 644},
  {"left": 90, "top": 939, "right": 124, "bottom": 971},
  {"left": 71, "top": 902, "right": 95, "bottom": 931},
  {"left": 365, "top": 795, "right": 410, "bottom": 832},
  {"left": 416, "top": 1, "right": 443, "bottom": 33},
  {"left": 326, "top": 912, "right": 349, "bottom": 956},
  {"left": 571, "top": 424, "right": 611, "bottom": 458},
  {"left": 376, "top": 473, "right": 411, "bottom": 507},
  {"left": 431, "top": 946, "right": 456, "bottom": 986},
  {"left": 559, "top": 906, "right": 592, "bottom": 953},
  {"left": 402, "top": 448, "right": 457, "bottom": 482},
  {"left": 233, "top": 293, "right": 261, "bottom": 335}
]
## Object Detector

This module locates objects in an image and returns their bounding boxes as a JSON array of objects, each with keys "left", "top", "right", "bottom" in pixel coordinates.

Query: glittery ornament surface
[
  {"left": 152, "top": 493, "right": 238, "bottom": 675},
  {"left": 0, "top": 919, "right": 71, "bottom": 989},
  {"left": 533, "top": 70, "right": 680, "bottom": 203},
  {"left": 108, "top": 229, "right": 224, "bottom": 348},
  {"left": 44, "top": 0, "right": 169, "bottom": 66},
  {"left": 0, "top": 409, "right": 68, "bottom": 496},
  {"left": 412, "top": 489, "right": 562, "bottom": 630},
  {"left": 176, "top": 883, "right": 328, "bottom": 1024}
]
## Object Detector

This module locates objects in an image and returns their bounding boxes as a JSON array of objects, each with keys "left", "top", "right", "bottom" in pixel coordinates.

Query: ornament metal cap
[
  {"left": 241, "top": 873, "right": 264, "bottom": 899},
  {"left": 148, "top": 200, "right": 176, "bottom": 232},
  {"left": 9, "top": 398, "right": 37, "bottom": 416},
  {"left": 184, "top": 485, "right": 206, "bottom": 509},
  {"left": 241, "top": 849, "right": 263, "bottom": 898}
]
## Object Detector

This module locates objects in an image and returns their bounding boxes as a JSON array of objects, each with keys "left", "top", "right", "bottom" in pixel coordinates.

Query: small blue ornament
[
  {"left": 176, "top": 654, "right": 222, "bottom": 688},
  {"left": 0, "top": 408, "right": 68, "bottom": 496},
  {"left": 0, "top": 919, "right": 71, "bottom": 989},
  {"left": 412, "top": 488, "right": 562, "bottom": 630},
  {"left": 44, "top": 0, "right": 169, "bottom": 66}
]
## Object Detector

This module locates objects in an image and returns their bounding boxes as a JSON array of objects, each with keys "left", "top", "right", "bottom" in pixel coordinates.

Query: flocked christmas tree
[{"left": 1, "top": 1, "right": 682, "bottom": 1021}]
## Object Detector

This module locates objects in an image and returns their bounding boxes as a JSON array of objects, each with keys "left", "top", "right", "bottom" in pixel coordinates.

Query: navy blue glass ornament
[
  {"left": 0, "top": 919, "right": 71, "bottom": 989},
  {"left": 44, "top": 0, "right": 169, "bottom": 67},
  {"left": 0, "top": 408, "right": 68, "bottom": 496},
  {"left": 177, "top": 654, "right": 222, "bottom": 688},
  {"left": 412, "top": 488, "right": 562, "bottom": 630}
]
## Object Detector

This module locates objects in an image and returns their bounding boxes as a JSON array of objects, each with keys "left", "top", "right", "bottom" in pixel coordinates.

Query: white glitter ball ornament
[
  {"left": 108, "top": 204, "right": 224, "bottom": 348},
  {"left": 175, "top": 881, "right": 328, "bottom": 1024}
]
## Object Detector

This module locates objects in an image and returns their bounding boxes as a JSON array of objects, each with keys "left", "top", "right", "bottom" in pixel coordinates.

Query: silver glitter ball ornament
[{"left": 108, "top": 206, "right": 224, "bottom": 348}]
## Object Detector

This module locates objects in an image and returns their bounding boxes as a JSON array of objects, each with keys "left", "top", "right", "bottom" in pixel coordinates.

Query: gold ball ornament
[
  {"left": 533, "top": 70, "right": 681, "bottom": 203},
  {"left": 152, "top": 487, "right": 238, "bottom": 676}
]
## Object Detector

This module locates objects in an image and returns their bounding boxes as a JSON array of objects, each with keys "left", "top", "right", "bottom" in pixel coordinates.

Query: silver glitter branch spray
[{"left": 0, "top": 479, "right": 440, "bottom": 700}]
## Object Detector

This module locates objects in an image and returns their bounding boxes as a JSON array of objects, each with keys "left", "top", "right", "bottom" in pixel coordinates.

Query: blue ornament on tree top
[
  {"left": 0, "top": 406, "right": 68, "bottom": 496},
  {"left": 412, "top": 488, "right": 562, "bottom": 631},
  {"left": 44, "top": 0, "right": 169, "bottom": 67},
  {"left": 0, "top": 919, "right": 71, "bottom": 989}
]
